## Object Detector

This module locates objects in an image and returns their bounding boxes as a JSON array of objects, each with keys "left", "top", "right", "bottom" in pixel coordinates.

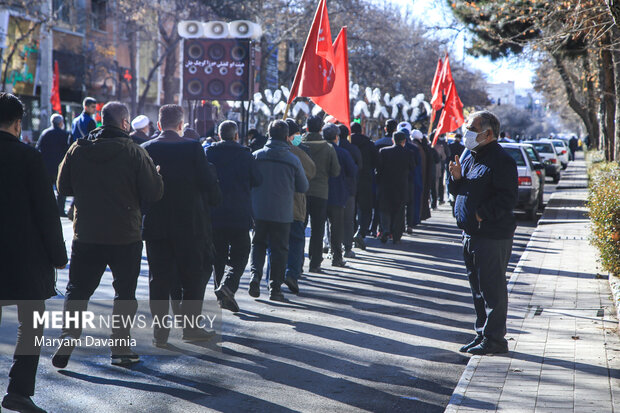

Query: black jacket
[
  {"left": 448, "top": 141, "right": 465, "bottom": 161},
  {"left": 141, "top": 130, "right": 221, "bottom": 241},
  {"left": 205, "top": 140, "right": 262, "bottom": 230},
  {"left": 339, "top": 137, "right": 362, "bottom": 194},
  {"left": 130, "top": 130, "right": 149, "bottom": 145},
  {"left": 1, "top": 131, "right": 68, "bottom": 300},
  {"left": 36, "top": 126, "right": 70, "bottom": 182},
  {"left": 377, "top": 144, "right": 416, "bottom": 206},
  {"left": 350, "top": 132, "right": 377, "bottom": 185},
  {"left": 448, "top": 141, "right": 518, "bottom": 239},
  {"left": 58, "top": 126, "right": 164, "bottom": 244}
]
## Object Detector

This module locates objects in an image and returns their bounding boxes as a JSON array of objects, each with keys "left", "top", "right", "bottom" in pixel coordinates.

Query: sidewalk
[{"left": 445, "top": 153, "right": 620, "bottom": 413}]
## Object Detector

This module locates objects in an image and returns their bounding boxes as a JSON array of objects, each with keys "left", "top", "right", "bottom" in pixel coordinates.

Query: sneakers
[
  {"left": 459, "top": 336, "right": 483, "bottom": 353},
  {"left": 468, "top": 338, "right": 508, "bottom": 355},
  {"left": 182, "top": 328, "right": 217, "bottom": 342},
  {"left": 343, "top": 249, "right": 356, "bottom": 259},
  {"left": 269, "top": 290, "right": 287, "bottom": 302},
  {"left": 111, "top": 347, "right": 140, "bottom": 366},
  {"left": 248, "top": 279, "right": 260, "bottom": 298},
  {"left": 215, "top": 284, "right": 240, "bottom": 313},
  {"left": 2, "top": 393, "right": 47, "bottom": 413},
  {"left": 284, "top": 277, "right": 300, "bottom": 295},
  {"left": 51, "top": 338, "right": 75, "bottom": 369},
  {"left": 353, "top": 235, "right": 366, "bottom": 250}
]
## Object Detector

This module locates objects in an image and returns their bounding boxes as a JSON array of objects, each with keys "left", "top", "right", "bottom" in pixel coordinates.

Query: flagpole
[
  {"left": 427, "top": 109, "right": 436, "bottom": 145},
  {"left": 283, "top": 102, "right": 291, "bottom": 120}
]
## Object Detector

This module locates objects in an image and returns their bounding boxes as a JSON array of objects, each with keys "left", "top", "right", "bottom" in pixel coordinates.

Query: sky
[{"left": 387, "top": 0, "right": 536, "bottom": 92}]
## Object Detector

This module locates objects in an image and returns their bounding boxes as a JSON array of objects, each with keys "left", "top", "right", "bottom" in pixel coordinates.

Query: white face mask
[{"left": 464, "top": 128, "right": 487, "bottom": 151}]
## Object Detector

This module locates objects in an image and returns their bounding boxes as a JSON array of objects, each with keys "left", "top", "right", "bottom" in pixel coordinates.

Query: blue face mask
[{"left": 292, "top": 134, "right": 302, "bottom": 146}]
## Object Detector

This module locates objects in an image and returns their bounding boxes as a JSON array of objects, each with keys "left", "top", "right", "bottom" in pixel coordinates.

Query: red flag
[
  {"left": 311, "top": 27, "right": 349, "bottom": 125},
  {"left": 287, "top": 0, "right": 335, "bottom": 104},
  {"left": 433, "top": 82, "right": 464, "bottom": 145},
  {"left": 431, "top": 54, "right": 455, "bottom": 111},
  {"left": 51, "top": 60, "right": 61, "bottom": 113},
  {"left": 430, "top": 57, "right": 443, "bottom": 106}
]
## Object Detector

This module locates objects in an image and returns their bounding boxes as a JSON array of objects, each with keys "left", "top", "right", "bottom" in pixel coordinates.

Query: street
[{"left": 0, "top": 180, "right": 555, "bottom": 413}]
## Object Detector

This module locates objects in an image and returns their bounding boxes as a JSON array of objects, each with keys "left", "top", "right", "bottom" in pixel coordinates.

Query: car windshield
[
  {"left": 505, "top": 147, "right": 526, "bottom": 167},
  {"left": 552, "top": 141, "right": 565, "bottom": 148},
  {"left": 532, "top": 142, "right": 554, "bottom": 154},
  {"left": 524, "top": 146, "right": 540, "bottom": 163}
]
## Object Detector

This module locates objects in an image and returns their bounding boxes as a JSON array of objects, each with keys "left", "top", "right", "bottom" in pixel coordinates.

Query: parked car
[
  {"left": 530, "top": 141, "right": 562, "bottom": 183},
  {"left": 500, "top": 143, "right": 543, "bottom": 221},
  {"left": 549, "top": 139, "right": 570, "bottom": 169},
  {"left": 521, "top": 143, "right": 546, "bottom": 210}
]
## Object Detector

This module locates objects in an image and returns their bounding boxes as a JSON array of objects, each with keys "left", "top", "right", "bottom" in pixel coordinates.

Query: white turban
[{"left": 131, "top": 115, "right": 149, "bottom": 130}]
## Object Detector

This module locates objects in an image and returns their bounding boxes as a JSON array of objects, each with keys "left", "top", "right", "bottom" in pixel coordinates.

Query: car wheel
[
  {"left": 526, "top": 206, "right": 537, "bottom": 221},
  {"left": 561, "top": 163, "right": 568, "bottom": 170},
  {"left": 537, "top": 191, "right": 544, "bottom": 210},
  {"left": 552, "top": 174, "right": 560, "bottom": 184}
]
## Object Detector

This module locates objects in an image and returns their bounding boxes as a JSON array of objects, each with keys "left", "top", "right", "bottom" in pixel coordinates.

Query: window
[
  {"left": 91, "top": 0, "right": 107, "bottom": 31},
  {"left": 53, "top": 0, "right": 71, "bottom": 24},
  {"left": 505, "top": 147, "right": 526, "bottom": 167},
  {"left": 524, "top": 146, "right": 541, "bottom": 163},
  {"left": 532, "top": 143, "right": 553, "bottom": 154}
]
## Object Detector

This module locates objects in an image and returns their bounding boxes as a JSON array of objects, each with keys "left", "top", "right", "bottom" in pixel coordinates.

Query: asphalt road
[{"left": 0, "top": 179, "right": 558, "bottom": 413}]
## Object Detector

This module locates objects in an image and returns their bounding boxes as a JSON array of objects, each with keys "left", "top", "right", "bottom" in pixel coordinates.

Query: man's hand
[
  {"left": 156, "top": 165, "right": 161, "bottom": 173},
  {"left": 475, "top": 213, "right": 482, "bottom": 222},
  {"left": 449, "top": 155, "right": 462, "bottom": 180}
]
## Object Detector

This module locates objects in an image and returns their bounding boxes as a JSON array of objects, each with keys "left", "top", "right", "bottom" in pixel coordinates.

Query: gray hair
[
  {"left": 50, "top": 113, "right": 63, "bottom": 126},
  {"left": 218, "top": 120, "right": 238, "bottom": 141},
  {"left": 322, "top": 123, "right": 339, "bottom": 141},
  {"left": 101, "top": 101, "right": 129, "bottom": 128},
  {"left": 470, "top": 110, "right": 500, "bottom": 140}
]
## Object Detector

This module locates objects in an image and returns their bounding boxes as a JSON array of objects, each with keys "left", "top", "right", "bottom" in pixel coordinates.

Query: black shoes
[
  {"left": 269, "top": 290, "right": 287, "bottom": 302},
  {"left": 2, "top": 393, "right": 47, "bottom": 413},
  {"left": 343, "top": 249, "right": 356, "bottom": 258},
  {"left": 51, "top": 338, "right": 75, "bottom": 369},
  {"left": 467, "top": 338, "right": 508, "bottom": 355},
  {"left": 248, "top": 279, "right": 260, "bottom": 298},
  {"left": 111, "top": 347, "right": 140, "bottom": 366},
  {"left": 459, "top": 336, "right": 484, "bottom": 353},
  {"left": 284, "top": 277, "right": 299, "bottom": 295},
  {"left": 152, "top": 338, "right": 170, "bottom": 349},
  {"left": 182, "top": 328, "right": 216, "bottom": 342},
  {"left": 353, "top": 235, "right": 366, "bottom": 250},
  {"left": 380, "top": 233, "right": 388, "bottom": 243},
  {"left": 215, "top": 284, "right": 240, "bottom": 313},
  {"left": 308, "top": 267, "right": 323, "bottom": 274},
  {"left": 331, "top": 259, "right": 347, "bottom": 267}
]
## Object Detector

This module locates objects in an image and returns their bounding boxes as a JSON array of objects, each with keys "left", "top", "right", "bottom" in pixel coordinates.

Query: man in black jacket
[
  {"left": 142, "top": 105, "right": 221, "bottom": 346},
  {"left": 338, "top": 124, "right": 362, "bottom": 258},
  {"left": 0, "top": 93, "right": 68, "bottom": 413},
  {"left": 206, "top": 120, "right": 261, "bottom": 313},
  {"left": 36, "top": 113, "right": 70, "bottom": 216},
  {"left": 377, "top": 131, "right": 416, "bottom": 243},
  {"left": 448, "top": 110, "right": 517, "bottom": 355},
  {"left": 54, "top": 102, "right": 164, "bottom": 368},
  {"left": 350, "top": 122, "right": 377, "bottom": 249}
]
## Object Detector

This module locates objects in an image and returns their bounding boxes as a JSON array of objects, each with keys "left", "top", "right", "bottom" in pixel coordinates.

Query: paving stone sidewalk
[{"left": 445, "top": 154, "right": 620, "bottom": 413}]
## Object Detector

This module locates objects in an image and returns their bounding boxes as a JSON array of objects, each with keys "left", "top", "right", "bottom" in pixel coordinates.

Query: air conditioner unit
[
  {"left": 204, "top": 21, "right": 229, "bottom": 39},
  {"left": 229, "top": 20, "right": 262, "bottom": 39},
  {"left": 178, "top": 20, "right": 204, "bottom": 38}
]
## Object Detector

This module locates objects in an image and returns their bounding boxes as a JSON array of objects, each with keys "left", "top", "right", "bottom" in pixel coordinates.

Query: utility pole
[{"left": 39, "top": 0, "right": 52, "bottom": 134}]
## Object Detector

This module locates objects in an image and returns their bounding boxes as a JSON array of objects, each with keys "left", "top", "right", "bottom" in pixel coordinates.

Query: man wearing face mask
[
  {"left": 54, "top": 102, "right": 164, "bottom": 367},
  {"left": 282, "top": 118, "right": 316, "bottom": 294},
  {"left": 448, "top": 110, "right": 518, "bottom": 356}
]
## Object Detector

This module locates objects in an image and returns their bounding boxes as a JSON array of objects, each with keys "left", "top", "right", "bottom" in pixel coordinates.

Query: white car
[
  {"left": 530, "top": 140, "right": 562, "bottom": 183},
  {"left": 549, "top": 139, "right": 570, "bottom": 169},
  {"left": 500, "top": 143, "right": 543, "bottom": 221}
]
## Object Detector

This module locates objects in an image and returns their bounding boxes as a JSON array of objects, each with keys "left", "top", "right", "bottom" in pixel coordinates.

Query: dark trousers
[
  {"left": 146, "top": 237, "right": 206, "bottom": 340},
  {"left": 343, "top": 196, "right": 355, "bottom": 251},
  {"left": 0, "top": 301, "right": 45, "bottom": 397},
  {"left": 62, "top": 240, "right": 142, "bottom": 341},
  {"left": 462, "top": 235, "right": 513, "bottom": 344},
  {"left": 306, "top": 196, "right": 328, "bottom": 268},
  {"left": 437, "top": 164, "right": 445, "bottom": 203},
  {"left": 285, "top": 220, "right": 306, "bottom": 280},
  {"left": 250, "top": 220, "right": 290, "bottom": 292},
  {"left": 327, "top": 205, "right": 345, "bottom": 261},
  {"left": 355, "top": 182, "right": 373, "bottom": 238},
  {"left": 380, "top": 201, "right": 405, "bottom": 242},
  {"left": 213, "top": 227, "right": 251, "bottom": 293}
]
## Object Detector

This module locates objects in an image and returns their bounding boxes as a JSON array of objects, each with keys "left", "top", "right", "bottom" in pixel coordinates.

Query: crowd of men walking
[{"left": 1, "top": 91, "right": 517, "bottom": 413}]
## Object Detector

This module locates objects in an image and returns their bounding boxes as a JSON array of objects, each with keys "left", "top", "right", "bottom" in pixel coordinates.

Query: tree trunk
[
  {"left": 552, "top": 53, "right": 598, "bottom": 149},
  {"left": 128, "top": 31, "right": 138, "bottom": 117},
  {"left": 613, "top": 25, "right": 620, "bottom": 162},
  {"left": 162, "top": 34, "right": 178, "bottom": 104},
  {"left": 600, "top": 33, "right": 616, "bottom": 161},
  {"left": 583, "top": 54, "right": 601, "bottom": 153}
]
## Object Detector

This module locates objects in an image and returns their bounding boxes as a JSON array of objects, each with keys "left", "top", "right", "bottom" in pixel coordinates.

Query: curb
[
  {"left": 609, "top": 275, "right": 620, "bottom": 324},
  {"left": 443, "top": 214, "right": 544, "bottom": 412}
]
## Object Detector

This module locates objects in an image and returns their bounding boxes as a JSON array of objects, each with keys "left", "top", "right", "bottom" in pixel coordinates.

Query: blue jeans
[{"left": 285, "top": 220, "right": 306, "bottom": 280}]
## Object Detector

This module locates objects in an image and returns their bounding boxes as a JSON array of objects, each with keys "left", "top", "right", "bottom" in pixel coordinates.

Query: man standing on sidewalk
[
  {"left": 448, "top": 110, "right": 517, "bottom": 355},
  {"left": 54, "top": 102, "right": 164, "bottom": 367},
  {"left": 70, "top": 97, "right": 97, "bottom": 143},
  {"left": 206, "top": 120, "right": 262, "bottom": 312},
  {"left": 350, "top": 121, "right": 377, "bottom": 250},
  {"left": 249, "top": 120, "right": 308, "bottom": 301},
  {"left": 0, "top": 93, "right": 68, "bottom": 413}
]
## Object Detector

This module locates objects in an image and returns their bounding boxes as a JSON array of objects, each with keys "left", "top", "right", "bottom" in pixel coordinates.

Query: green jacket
[
  {"left": 290, "top": 143, "right": 316, "bottom": 222},
  {"left": 301, "top": 131, "right": 341, "bottom": 199},
  {"left": 57, "top": 126, "right": 164, "bottom": 245}
]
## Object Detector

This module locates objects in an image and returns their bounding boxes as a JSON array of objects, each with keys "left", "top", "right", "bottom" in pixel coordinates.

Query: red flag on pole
[
  {"left": 430, "top": 57, "right": 443, "bottom": 107},
  {"left": 433, "top": 82, "right": 464, "bottom": 145},
  {"left": 311, "top": 27, "right": 349, "bottom": 125},
  {"left": 431, "top": 54, "right": 455, "bottom": 111},
  {"left": 287, "top": 0, "right": 335, "bottom": 105},
  {"left": 51, "top": 60, "right": 61, "bottom": 113}
]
